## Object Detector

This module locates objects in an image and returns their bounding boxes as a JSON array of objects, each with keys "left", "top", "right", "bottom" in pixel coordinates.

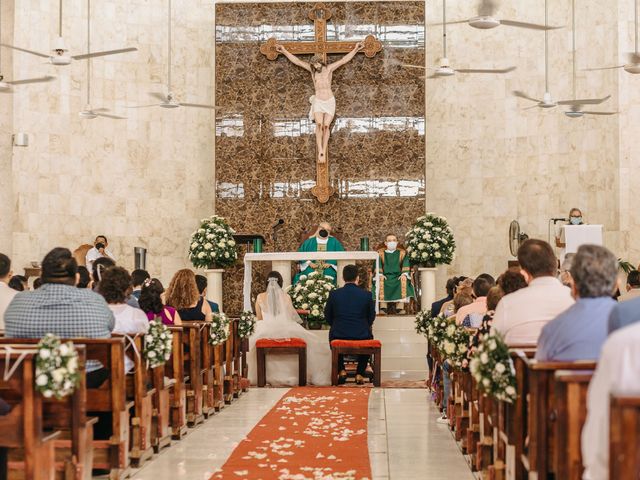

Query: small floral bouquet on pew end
[
  {"left": 144, "top": 319, "right": 173, "bottom": 368},
  {"left": 439, "top": 321, "right": 472, "bottom": 370},
  {"left": 470, "top": 332, "right": 517, "bottom": 403},
  {"left": 405, "top": 213, "right": 456, "bottom": 267},
  {"left": 209, "top": 313, "right": 231, "bottom": 346},
  {"left": 35, "top": 334, "right": 80, "bottom": 399},
  {"left": 415, "top": 309, "right": 433, "bottom": 337},
  {"left": 238, "top": 311, "right": 256, "bottom": 338},
  {"left": 427, "top": 314, "right": 450, "bottom": 352},
  {"left": 288, "top": 270, "right": 335, "bottom": 326},
  {"left": 188, "top": 215, "right": 238, "bottom": 269}
]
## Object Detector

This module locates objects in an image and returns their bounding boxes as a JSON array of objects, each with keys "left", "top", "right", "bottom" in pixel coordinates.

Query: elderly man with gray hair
[{"left": 535, "top": 244, "right": 618, "bottom": 361}]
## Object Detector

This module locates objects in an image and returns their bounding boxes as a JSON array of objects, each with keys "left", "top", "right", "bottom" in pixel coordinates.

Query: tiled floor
[{"left": 124, "top": 388, "right": 473, "bottom": 480}]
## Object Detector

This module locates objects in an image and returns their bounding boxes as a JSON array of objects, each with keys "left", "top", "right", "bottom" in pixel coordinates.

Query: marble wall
[
  {"left": 0, "top": 0, "right": 14, "bottom": 253},
  {"left": 215, "top": 1, "right": 426, "bottom": 312}
]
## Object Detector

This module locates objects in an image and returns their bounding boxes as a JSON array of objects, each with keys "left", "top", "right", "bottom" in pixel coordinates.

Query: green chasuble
[
  {"left": 374, "top": 248, "right": 415, "bottom": 302},
  {"left": 294, "top": 236, "right": 345, "bottom": 284}
]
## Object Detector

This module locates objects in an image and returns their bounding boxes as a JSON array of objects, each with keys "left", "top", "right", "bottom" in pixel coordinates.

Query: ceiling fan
[
  {"left": 0, "top": 0, "right": 55, "bottom": 92},
  {"left": 79, "top": 0, "right": 125, "bottom": 120},
  {"left": 0, "top": 0, "right": 136, "bottom": 66},
  {"left": 403, "top": 0, "right": 516, "bottom": 78},
  {"left": 130, "top": 0, "right": 215, "bottom": 110},
  {"left": 585, "top": 0, "right": 640, "bottom": 74},
  {"left": 446, "top": 0, "right": 562, "bottom": 31}
]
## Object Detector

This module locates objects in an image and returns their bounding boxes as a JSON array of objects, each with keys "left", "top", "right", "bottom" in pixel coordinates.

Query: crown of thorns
[{"left": 309, "top": 55, "right": 326, "bottom": 65}]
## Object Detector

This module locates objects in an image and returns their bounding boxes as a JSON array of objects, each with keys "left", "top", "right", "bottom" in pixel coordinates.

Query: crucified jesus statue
[{"left": 275, "top": 42, "right": 365, "bottom": 164}]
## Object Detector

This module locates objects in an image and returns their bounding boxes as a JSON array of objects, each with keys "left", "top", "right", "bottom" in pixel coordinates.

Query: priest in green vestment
[
  {"left": 374, "top": 234, "right": 415, "bottom": 314},
  {"left": 294, "top": 222, "right": 345, "bottom": 284}
]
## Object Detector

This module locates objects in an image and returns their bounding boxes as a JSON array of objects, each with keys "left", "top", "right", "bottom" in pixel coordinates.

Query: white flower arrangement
[
  {"left": 415, "top": 309, "right": 433, "bottom": 337},
  {"left": 238, "top": 311, "right": 256, "bottom": 338},
  {"left": 208, "top": 313, "right": 230, "bottom": 346},
  {"left": 469, "top": 332, "right": 517, "bottom": 403},
  {"left": 438, "top": 320, "right": 472, "bottom": 369},
  {"left": 35, "top": 334, "right": 80, "bottom": 399},
  {"left": 143, "top": 319, "right": 173, "bottom": 368},
  {"left": 427, "top": 314, "right": 450, "bottom": 352},
  {"left": 405, "top": 213, "right": 456, "bottom": 266},
  {"left": 287, "top": 270, "right": 336, "bottom": 325},
  {"left": 188, "top": 215, "right": 238, "bottom": 269}
]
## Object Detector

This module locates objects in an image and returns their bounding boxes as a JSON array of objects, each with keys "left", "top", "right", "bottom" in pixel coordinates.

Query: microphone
[
  {"left": 551, "top": 218, "right": 568, "bottom": 223},
  {"left": 272, "top": 219, "right": 285, "bottom": 229}
]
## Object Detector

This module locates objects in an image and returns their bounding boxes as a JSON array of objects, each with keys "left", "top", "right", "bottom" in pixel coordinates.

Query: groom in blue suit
[{"left": 324, "top": 265, "right": 376, "bottom": 384}]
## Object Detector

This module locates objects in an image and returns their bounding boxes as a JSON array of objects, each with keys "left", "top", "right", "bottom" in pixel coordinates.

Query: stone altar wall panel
[{"left": 215, "top": 2, "right": 426, "bottom": 314}]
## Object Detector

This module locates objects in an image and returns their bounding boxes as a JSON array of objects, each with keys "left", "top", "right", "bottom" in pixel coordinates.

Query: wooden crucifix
[{"left": 260, "top": 3, "right": 382, "bottom": 204}]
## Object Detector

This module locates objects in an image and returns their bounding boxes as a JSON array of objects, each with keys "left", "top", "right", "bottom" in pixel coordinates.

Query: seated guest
[
  {"left": 617, "top": 269, "right": 640, "bottom": 302},
  {"left": 165, "top": 269, "right": 213, "bottom": 322},
  {"left": 8, "top": 275, "right": 28, "bottom": 292},
  {"left": 608, "top": 294, "right": 640, "bottom": 333},
  {"left": 76, "top": 266, "right": 92, "bottom": 289},
  {"left": 470, "top": 286, "right": 507, "bottom": 353},
  {"left": 431, "top": 277, "right": 456, "bottom": 317},
  {"left": 536, "top": 245, "right": 617, "bottom": 361},
  {"left": 98, "top": 266, "right": 149, "bottom": 336},
  {"left": 497, "top": 270, "right": 528, "bottom": 295},
  {"left": 375, "top": 234, "right": 415, "bottom": 314},
  {"left": 4, "top": 247, "right": 114, "bottom": 387},
  {"left": 581, "top": 321, "right": 640, "bottom": 479},
  {"left": 0, "top": 253, "right": 17, "bottom": 330},
  {"left": 194, "top": 274, "right": 220, "bottom": 313},
  {"left": 92, "top": 257, "right": 139, "bottom": 308},
  {"left": 324, "top": 264, "right": 376, "bottom": 385},
  {"left": 85, "top": 235, "right": 116, "bottom": 272},
  {"left": 441, "top": 277, "right": 472, "bottom": 317},
  {"left": 491, "top": 239, "right": 574, "bottom": 345},
  {"left": 456, "top": 274, "right": 495, "bottom": 326},
  {"left": 139, "top": 278, "right": 182, "bottom": 326},
  {"left": 32, "top": 277, "right": 42, "bottom": 289},
  {"left": 130, "top": 269, "right": 150, "bottom": 300}
]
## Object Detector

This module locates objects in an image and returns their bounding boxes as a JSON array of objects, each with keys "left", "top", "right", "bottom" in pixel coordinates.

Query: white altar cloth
[{"left": 243, "top": 251, "right": 381, "bottom": 312}]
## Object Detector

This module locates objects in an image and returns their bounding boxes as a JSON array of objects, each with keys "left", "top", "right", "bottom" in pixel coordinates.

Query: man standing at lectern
[{"left": 294, "top": 222, "right": 345, "bottom": 284}]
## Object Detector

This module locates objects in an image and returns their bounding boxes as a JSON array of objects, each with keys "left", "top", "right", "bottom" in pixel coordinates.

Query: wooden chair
[
  {"left": 609, "top": 392, "right": 640, "bottom": 479},
  {"left": 0, "top": 348, "right": 61, "bottom": 480},
  {"left": 255, "top": 338, "right": 307, "bottom": 387},
  {"left": 72, "top": 244, "right": 93, "bottom": 267},
  {"left": 330, "top": 339, "right": 381, "bottom": 387},
  {"left": 554, "top": 370, "right": 594, "bottom": 480},
  {"left": 165, "top": 327, "right": 188, "bottom": 440}
]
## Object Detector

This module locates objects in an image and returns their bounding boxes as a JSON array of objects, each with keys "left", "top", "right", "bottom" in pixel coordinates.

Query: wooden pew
[
  {"left": 165, "top": 327, "right": 187, "bottom": 440},
  {"left": 212, "top": 343, "right": 226, "bottom": 411},
  {"left": 193, "top": 322, "right": 216, "bottom": 418},
  {"left": 230, "top": 319, "right": 243, "bottom": 397},
  {"left": 609, "top": 392, "right": 640, "bottom": 479},
  {"left": 0, "top": 339, "right": 131, "bottom": 479},
  {"left": 179, "top": 323, "right": 205, "bottom": 427},
  {"left": 553, "top": 370, "right": 593, "bottom": 480},
  {"left": 522, "top": 359, "right": 597, "bottom": 480},
  {"left": 0, "top": 348, "right": 61, "bottom": 480},
  {"left": 150, "top": 363, "right": 174, "bottom": 454}
]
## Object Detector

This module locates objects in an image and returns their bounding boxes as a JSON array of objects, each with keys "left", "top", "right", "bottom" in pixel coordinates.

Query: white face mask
[{"left": 385, "top": 241, "right": 398, "bottom": 251}]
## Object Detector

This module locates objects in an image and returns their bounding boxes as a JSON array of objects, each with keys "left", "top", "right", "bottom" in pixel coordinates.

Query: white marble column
[
  {"left": 204, "top": 269, "right": 224, "bottom": 312},
  {"left": 418, "top": 267, "right": 437, "bottom": 310}
]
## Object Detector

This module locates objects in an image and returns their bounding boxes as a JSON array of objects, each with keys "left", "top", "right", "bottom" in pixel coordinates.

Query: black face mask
[{"left": 318, "top": 229, "right": 329, "bottom": 238}]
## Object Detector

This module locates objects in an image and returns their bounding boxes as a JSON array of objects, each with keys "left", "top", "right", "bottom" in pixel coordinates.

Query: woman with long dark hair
[{"left": 139, "top": 278, "right": 182, "bottom": 325}]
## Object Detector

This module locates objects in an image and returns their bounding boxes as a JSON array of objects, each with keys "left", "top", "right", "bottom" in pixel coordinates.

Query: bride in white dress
[{"left": 247, "top": 272, "right": 331, "bottom": 386}]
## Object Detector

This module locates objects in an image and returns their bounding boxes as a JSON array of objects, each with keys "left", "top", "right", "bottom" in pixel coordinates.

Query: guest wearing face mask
[
  {"left": 294, "top": 221, "right": 345, "bottom": 284},
  {"left": 374, "top": 234, "right": 415, "bottom": 315},
  {"left": 555, "top": 207, "right": 585, "bottom": 249}
]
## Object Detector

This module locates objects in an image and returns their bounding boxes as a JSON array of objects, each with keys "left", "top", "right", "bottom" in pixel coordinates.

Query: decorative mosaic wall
[{"left": 215, "top": 2, "right": 426, "bottom": 313}]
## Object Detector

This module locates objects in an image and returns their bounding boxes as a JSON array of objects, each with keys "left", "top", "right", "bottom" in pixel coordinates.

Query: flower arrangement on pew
[
  {"left": 427, "top": 314, "right": 450, "bottom": 351},
  {"left": 208, "top": 312, "right": 231, "bottom": 345},
  {"left": 288, "top": 270, "right": 335, "bottom": 328},
  {"left": 439, "top": 320, "right": 472, "bottom": 370},
  {"left": 238, "top": 311, "right": 257, "bottom": 338},
  {"left": 35, "top": 334, "right": 80, "bottom": 399},
  {"left": 405, "top": 213, "right": 456, "bottom": 267},
  {"left": 144, "top": 319, "right": 173, "bottom": 368},
  {"left": 415, "top": 309, "right": 433, "bottom": 337},
  {"left": 188, "top": 215, "right": 238, "bottom": 269},
  {"left": 470, "top": 332, "right": 517, "bottom": 403}
]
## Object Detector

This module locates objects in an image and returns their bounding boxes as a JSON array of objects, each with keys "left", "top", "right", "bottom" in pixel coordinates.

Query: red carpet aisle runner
[{"left": 211, "top": 387, "right": 372, "bottom": 480}]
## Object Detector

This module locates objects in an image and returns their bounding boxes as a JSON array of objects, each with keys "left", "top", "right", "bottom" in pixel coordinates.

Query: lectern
[{"left": 563, "top": 225, "right": 603, "bottom": 256}]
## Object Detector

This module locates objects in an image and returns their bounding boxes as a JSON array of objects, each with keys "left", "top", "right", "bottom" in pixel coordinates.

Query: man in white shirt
[
  {"left": 85, "top": 235, "right": 117, "bottom": 273},
  {"left": 581, "top": 321, "right": 640, "bottom": 479},
  {"left": 491, "top": 239, "right": 574, "bottom": 345},
  {"left": 0, "top": 253, "right": 17, "bottom": 330}
]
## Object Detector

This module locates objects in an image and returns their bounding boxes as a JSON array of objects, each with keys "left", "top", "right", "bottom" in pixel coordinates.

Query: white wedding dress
[{"left": 247, "top": 279, "right": 331, "bottom": 386}]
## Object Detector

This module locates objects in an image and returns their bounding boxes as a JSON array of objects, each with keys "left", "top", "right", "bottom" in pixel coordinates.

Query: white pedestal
[
  {"left": 419, "top": 267, "right": 437, "bottom": 310},
  {"left": 271, "top": 260, "right": 292, "bottom": 289},
  {"left": 204, "top": 268, "right": 224, "bottom": 312},
  {"left": 336, "top": 260, "right": 348, "bottom": 287}
]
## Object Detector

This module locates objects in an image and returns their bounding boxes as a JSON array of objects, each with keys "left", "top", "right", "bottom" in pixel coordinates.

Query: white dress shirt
[
  {"left": 0, "top": 281, "right": 17, "bottom": 330},
  {"left": 491, "top": 276, "right": 574, "bottom": 345},
  {"left": 85, "top": 247, "right": 116, "bottom": 272},
  {"left": 582, "top": 322, "right": 640, "bottom": 480},
  {"left": 109, "top": 303, "right": 149, "bottom": 372}
]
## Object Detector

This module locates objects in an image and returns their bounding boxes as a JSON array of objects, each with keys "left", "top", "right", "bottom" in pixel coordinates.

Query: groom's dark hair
[
  {"left": 266, "top": 271, "right": 283, "bottom": 288},
  {"left": 343, "top": 264, "right": 358, "bottom": 283}
]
